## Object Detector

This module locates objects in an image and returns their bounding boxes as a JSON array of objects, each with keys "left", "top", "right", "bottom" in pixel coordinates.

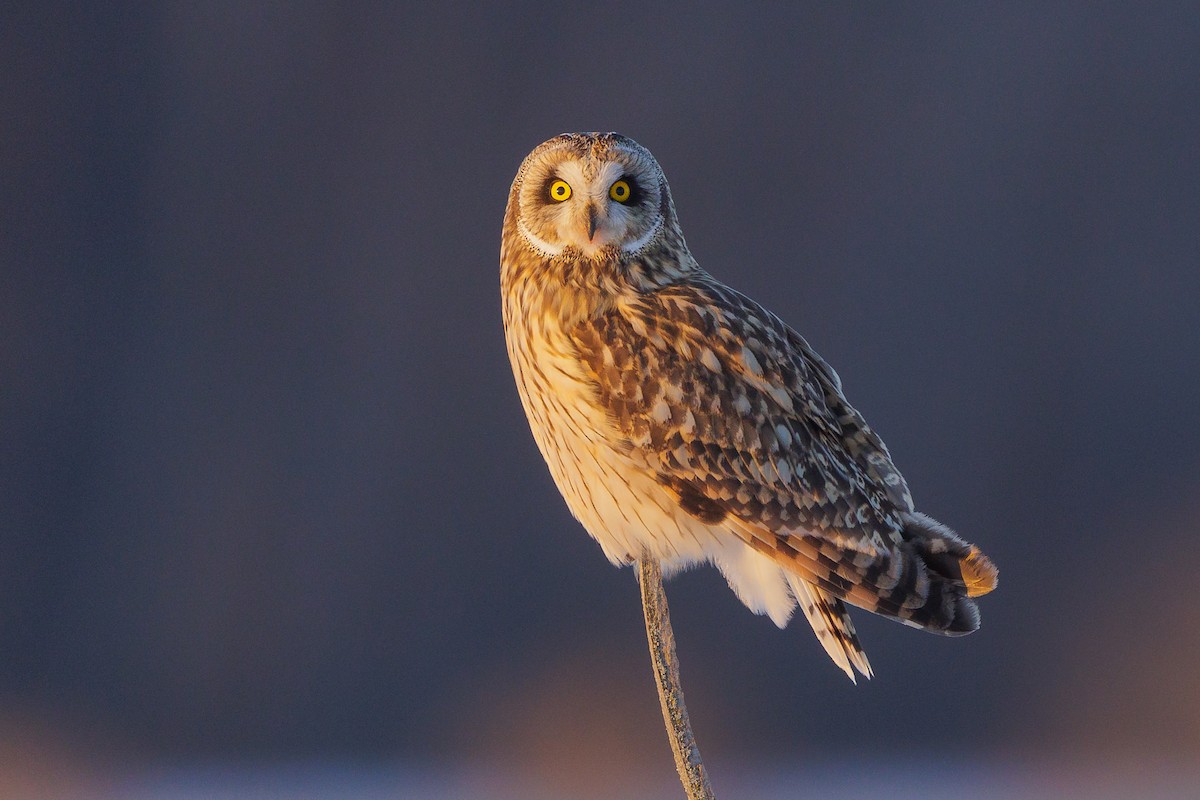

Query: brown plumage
[{"left": 501, "top": 132, "right": 996, "bottom": 680}]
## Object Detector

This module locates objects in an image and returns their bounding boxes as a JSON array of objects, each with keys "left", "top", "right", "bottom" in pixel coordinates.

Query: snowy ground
[{"left": 74, "top": 760, "right": 1197, "bottom": 800}]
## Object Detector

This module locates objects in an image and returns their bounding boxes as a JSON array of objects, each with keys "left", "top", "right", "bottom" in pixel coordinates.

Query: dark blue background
[{"left": 3, "top": 2, "right": 1198, "bottom": 788}]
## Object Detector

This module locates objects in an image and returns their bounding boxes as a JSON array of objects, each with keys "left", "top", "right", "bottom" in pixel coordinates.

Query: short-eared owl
[{"left": 500, "top": 132, "right": 997, "bottom": 680}]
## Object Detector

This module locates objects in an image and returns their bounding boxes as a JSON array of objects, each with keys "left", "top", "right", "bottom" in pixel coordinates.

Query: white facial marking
[
  {"left": 521, "top": 153, "right": 664, "bottom": 259},
  {"left": 618, "top": 213, "right": 664, "bottom": 255},
  {"left": 519, "top": 217, "right": 565, "bottom": 257},
  {"left": 553, "top": 162, "right": 618, "bottom": 256}
]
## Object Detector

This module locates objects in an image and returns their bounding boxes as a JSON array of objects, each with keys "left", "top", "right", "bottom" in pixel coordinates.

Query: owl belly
[{"left": 507, "top": 323, "right": 720, "bottom": 568}]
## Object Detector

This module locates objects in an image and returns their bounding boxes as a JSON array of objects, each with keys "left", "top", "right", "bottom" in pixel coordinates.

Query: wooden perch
[{"left": 638, "top": 557, "right": 716, "bottom": 800}]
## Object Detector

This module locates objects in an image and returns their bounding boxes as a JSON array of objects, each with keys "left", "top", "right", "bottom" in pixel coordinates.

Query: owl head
[{"left": 507, "top": 132, "right": 680, "bottom": 262}]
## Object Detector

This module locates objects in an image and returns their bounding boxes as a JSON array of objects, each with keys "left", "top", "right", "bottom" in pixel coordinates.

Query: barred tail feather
[
  {"left": 901, "top": 512, "right": 998, "bottom": 598},
  {"left": 784, "top": 573, "right": 873, "bottom": 682},
  {"left": 726, "top": 514, "right": 996, "bottom": 636}
]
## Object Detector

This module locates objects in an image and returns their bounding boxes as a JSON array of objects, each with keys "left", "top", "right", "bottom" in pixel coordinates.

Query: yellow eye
[
  {"left": 609, "top": 179, "right": 632, "bottom": 203},
  {"left": 548, "top": 179, "right": 572, "bottom": 202}
]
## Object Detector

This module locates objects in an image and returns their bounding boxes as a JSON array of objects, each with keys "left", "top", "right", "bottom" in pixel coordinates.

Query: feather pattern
[
  {"left": 785, "top": 573, "right": 873, "bottom": 681},
  {"left": 501, "top": 132, "right": 997, "bottom": 679},
  {"left": 570, "top": 277, "right": 996, "bottom": 634}
]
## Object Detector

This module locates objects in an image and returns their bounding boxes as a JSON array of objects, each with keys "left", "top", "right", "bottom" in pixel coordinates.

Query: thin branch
[{"left": 638, "top": 557, "right": 717, "bottom": 800}]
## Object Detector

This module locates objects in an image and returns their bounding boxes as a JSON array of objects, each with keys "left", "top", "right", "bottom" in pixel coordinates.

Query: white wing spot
[
  {"left": 741, "top": 346, "right": 763, "bottom": 376},
  {"left": 650, "top": 398, "right": 671, "bottom": 424},
  {"left": 775, "top": 424, "right": 793, "bottom": 447},
  {"left": 700, "top": 347, "right": 722, "bottom": 374},
  {"left": 759, "top": 459, "right": 778, "bottom": 482},
  {"left": 746, "top": 460, "right": 763, "bottom": 483},
  {"left": 767, "top": 385, "right": 794, "bottom": 412}
]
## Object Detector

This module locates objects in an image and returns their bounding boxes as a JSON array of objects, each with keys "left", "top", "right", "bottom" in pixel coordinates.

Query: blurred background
[{"left": 3, "top": 2, "right": 1199, "bottom": 798}]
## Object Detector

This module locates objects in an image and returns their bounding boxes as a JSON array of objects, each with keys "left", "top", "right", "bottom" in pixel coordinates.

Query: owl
[{"left": 500, "top": 132, "right": 997, "bottom": 680}]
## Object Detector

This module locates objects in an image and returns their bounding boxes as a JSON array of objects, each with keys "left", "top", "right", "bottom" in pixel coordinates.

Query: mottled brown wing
[
  {"left": 570, "top": 275, "right": 989, "bottom": 633},
  {"left": 572, "top": 276, "right": 910, "bottom": 549}
]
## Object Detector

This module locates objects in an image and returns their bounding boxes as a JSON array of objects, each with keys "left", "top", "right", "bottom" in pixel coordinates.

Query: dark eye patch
[
  {"left": 541, "top": 173, "right": 569, "bottom": 203},
  {"left": 616, "top": 175, "right": 642, "bottom": 204}
]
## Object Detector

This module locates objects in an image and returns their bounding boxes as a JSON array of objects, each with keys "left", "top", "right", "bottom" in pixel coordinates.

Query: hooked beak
[{"left": 585, "top": 204, "right": 599, "bottom": 241}]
